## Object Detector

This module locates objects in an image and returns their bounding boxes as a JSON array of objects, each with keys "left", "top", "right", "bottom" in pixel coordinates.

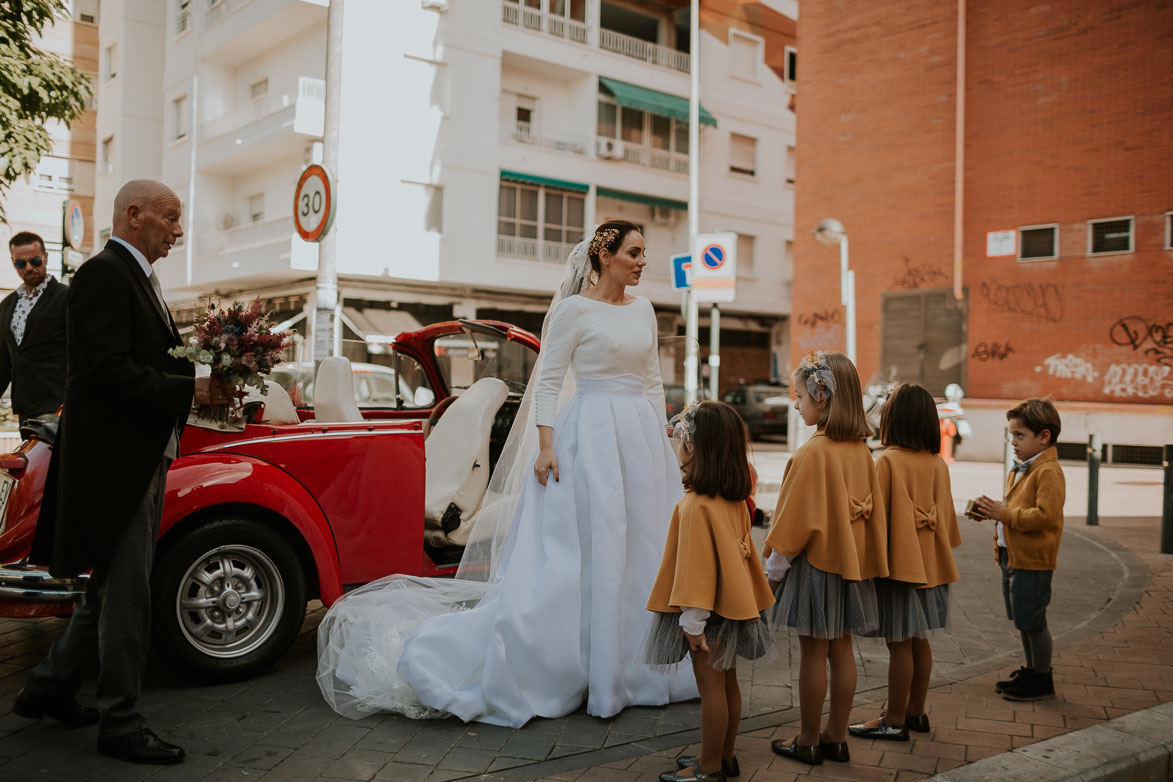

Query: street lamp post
[{"left": 813, "top": 218, "right": 856, "bottom": 364}]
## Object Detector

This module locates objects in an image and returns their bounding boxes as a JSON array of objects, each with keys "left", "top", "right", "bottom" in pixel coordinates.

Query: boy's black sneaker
[
  {"left": 995, "top": 666, "right": 1031, "bottom": 693},
  {"left": 1002, "top": 669, "right": 1054, "bottom": 701}
]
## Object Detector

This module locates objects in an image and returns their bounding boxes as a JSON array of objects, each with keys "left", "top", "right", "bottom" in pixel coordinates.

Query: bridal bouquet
[{"left": 169, "top": 298, "right": 293, "bottom": 424}]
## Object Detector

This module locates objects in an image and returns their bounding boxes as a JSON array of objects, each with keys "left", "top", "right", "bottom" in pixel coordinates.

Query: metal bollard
[
  {"left": 1087, "top": 434, "right": 1101, "bottom": 526},
  {"left": 1162, "top": 444, "right": 1173, "bottom": 555}
]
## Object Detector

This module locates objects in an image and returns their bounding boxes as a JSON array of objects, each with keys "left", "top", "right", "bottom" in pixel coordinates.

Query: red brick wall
[{"left": 793, "top": 0, "right": 1173, "bottom": 404}]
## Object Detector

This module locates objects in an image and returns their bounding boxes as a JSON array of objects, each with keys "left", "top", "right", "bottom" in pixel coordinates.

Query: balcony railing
[
  {"left": 599, "top": 137, "right": 689, "bottom": 174},
  {"left": 501, "top": 1, "right": 589, "bottom": 44},
  {"left": 201, "top": 77, "right": 325, "bottom": 141},
  {"left": 219, "top": 216, "right": 294, "bottom": 252},
  {"left": 502, "top": 124, "right": 587, "bottom": 155},
  {"left": 204, "top": 0, "right": 251, "bottom": 29},
  {"left": 598, "top": 28, "right": 690, "bottom": 73},
  {"left": 497, "top": 236, "right": 579, "bottom": 264},
  {"left": 176, "top": 6, "right": 191, "bottom": 34}
]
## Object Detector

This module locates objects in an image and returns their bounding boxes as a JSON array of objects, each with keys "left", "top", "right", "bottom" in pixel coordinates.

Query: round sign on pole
[
  {"left": 64, "top": 200, "right": 85, "bottom": 249},
  {"left": 293, "top": 164, "right": 335, "bottom": 242},
  {"left": 701, "top": 243, "right": 726, "bottom": 270}
]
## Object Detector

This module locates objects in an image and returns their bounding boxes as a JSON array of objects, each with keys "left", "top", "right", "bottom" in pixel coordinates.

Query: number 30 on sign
[{"left": 293, "top": 164, "right": 336, "bottom": 242}]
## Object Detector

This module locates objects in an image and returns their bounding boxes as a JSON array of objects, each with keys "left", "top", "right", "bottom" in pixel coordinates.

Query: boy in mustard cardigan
[{"left": 970, "top": 399, "right": 1065, "bottom": 701}]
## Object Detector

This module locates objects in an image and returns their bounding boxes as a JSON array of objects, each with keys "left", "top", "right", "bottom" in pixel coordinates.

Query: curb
[{"left": 930, "top": 700, "right": 1173, "bottom": 782}]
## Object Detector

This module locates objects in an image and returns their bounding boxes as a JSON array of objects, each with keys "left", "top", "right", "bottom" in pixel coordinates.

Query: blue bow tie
[{"left": 1012, "top": 461, "right": 1029, "bottom": 475}]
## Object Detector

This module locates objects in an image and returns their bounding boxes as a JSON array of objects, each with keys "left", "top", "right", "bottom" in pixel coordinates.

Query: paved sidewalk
[{"left": 0, "top": 458, "right": 1165, "bottom": 781}]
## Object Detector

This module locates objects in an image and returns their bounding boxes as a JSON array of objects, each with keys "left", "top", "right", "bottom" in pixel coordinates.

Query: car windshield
[
  {"left": 434, "top": 330, "right": 535, "bottom": 394},
  {"left": 270, "top": 358, "right": 434, "bottom": 409}
]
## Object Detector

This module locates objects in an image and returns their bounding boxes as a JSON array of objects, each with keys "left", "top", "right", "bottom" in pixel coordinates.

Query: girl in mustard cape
[
  {"left": 644, "top": 401, "right": 776, "bottom": 782},
  {"left": 850, "top": 383, "right": 961, "bottom": 741},
  {"left": 765, "top": 352, "right": 887, "bottom": 767}
]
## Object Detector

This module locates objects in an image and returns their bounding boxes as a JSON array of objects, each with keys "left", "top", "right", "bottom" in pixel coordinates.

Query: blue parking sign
[{"left": 671, "top": 254, "right": 691, "bottom": 290}]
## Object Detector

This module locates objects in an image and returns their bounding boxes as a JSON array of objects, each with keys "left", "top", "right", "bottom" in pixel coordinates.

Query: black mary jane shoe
[
  {"left": 819, "top": 739, "right": 851, "bottom": 763},
  {"left": 905, "top": 713, "right": 931, "bottom": 733},
  {"left": 771, "top": 738, "right": 823, "bottom": 766},
  {"left": 13, "top": 688, "right": 99, "bottom": 728},
  {"left": 660, "top": 766, "right": 725, "bottom": 782},
  {"left": 848, "top": 716, "right": 910, "bottom": 741},
  {"left": 676, "top": 755, "right": 740, "bottom": 777}
]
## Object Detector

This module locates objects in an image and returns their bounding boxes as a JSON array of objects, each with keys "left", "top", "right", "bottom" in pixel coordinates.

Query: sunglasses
[{"left": 13, "top": 257, "right": 44, "bottom": 270}]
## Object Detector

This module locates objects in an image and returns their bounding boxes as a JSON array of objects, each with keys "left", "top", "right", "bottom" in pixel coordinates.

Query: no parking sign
[{"left": 692, "top": 232, "right": 737, "bottom": 303}]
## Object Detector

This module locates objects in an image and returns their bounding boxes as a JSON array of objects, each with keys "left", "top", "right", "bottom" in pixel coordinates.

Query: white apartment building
[{"left": 93, "top": 0, "right": 797, "bottom": 388}]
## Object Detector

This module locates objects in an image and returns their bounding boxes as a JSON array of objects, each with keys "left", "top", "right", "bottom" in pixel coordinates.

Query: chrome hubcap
[{"left": 176, "top": 544, "right": 285, "bottom": 658}]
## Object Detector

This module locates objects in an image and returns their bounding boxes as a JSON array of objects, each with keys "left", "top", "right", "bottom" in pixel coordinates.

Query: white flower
[{"left": 198, "top": 350, "right": 214, "bottom": 364}]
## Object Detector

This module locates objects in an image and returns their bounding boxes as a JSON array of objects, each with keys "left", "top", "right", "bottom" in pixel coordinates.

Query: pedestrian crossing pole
[{"left": 683, "top": 0, "right": 700, "bottom": 405}]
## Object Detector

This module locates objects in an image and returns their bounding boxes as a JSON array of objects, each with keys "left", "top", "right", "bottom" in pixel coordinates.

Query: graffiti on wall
[
  {"left": 1036, "top": 354, "right": 1173, "bottom": 398},
  {"left": 1037, "top": 353, "right": 1098, "bottom": 382},
  {"left": 795, "top": 309, "right": 844, "bottom": 352},
  {"left": 979, "top": 280, "right": 1064, "bottom": 323},
  {"left": 892, "top": 257, "right": 949, "bottom": 290},
  {"left": 971, "top": 342, "right": 1014, "bottom": 362},
  {"left": 1109, "top": 316, "right": 1173, "bottom": 366}
]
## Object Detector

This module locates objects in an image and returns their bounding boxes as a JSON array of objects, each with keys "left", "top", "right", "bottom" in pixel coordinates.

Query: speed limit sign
[{"left": 293, "top": 164, "right": 335, "bottom": 242}]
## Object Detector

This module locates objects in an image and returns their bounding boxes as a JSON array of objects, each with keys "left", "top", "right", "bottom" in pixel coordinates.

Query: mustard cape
[
  {"left": 646, "top": 492, "right": 775, "bottom": 620},
  {"left": 877, "top": 447, "right": 962, "bottom": 588},
  {"left": 764, "top": 432, "right": 888, "bottom": 581}
]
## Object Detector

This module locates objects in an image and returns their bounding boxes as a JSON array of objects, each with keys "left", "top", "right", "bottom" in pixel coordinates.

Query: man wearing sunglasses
[{"left": 0, "top": 231, "right": 67, "bottom": 425}]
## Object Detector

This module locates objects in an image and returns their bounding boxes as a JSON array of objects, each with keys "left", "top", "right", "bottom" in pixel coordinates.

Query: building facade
[
  {"left": 0, "top": 0, "right": 99, "bottom": 289},
  {"left": 792, "top": 0, "right": 1172, "bottom": 460},
  {"left": 92, "top": 0, "right": 797, "bottom": 392}
]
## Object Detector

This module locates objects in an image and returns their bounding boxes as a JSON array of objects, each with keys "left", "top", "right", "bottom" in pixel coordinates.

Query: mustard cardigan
[
  {"left": 646, "top": 492, "right": 775, "bottom": 620},
  {"left": 993, "top": 446, "right": 1065, "bottom": 571},
  {"left": 764, "top": 432, "right": 889, "bottom": 582},
  {"left": 877, "top": 447, "right": 962, "bottom": 588}
]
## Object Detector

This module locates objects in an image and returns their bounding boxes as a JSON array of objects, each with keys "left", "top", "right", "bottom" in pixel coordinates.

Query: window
[
  {"left": 596, "top": 101, "right": 617, "bottom": 138},
  {"left": 737, "top": 234, "right": 755, "bottom": 277},
  {"left": 785, "top": 145, "right": 796, "bottom": 184},
  {"left": 785, "top": 46, "right": 797, "bottom": 84},
  {"left": 1088, "top": 217, "right": 1133, "bottom": 255},
  {"left": 104, "top": 43, "right": 117, "bottom": 81},
  {"left": 785, "top": 240, "right": 794, "bottom": 268},
  {"left": 620, "top": 107, "right": 644, "bottom": 144},
  {"left": 729, "top": 30, "right": 761, "bottom": 81},
  {"left": 1166, "top": 212, "right": 1173, "bottom": 250},
  {"left": 729, "top": 133, "right": 756, "bottom": 176},
  {"left": 542, "top": 190, "right": 585, "bottom": 248},
  {"left": 515, "top": 95, "right": 536, "bottom": 134},
  {"left": 100, "top": 135, "right": 113, "bottom": 174},
  {"left": 176, "top": 0, "right": 190, "bottom": 34},
  {"left": 549, "top": 0, "right": 586, "bottom": 22},
  {"left": 498, "top": 183, "right": 539, "bottom": 241},
  {"left": 250, "top": 78, "right": 269, "bottom": 101},
  {"left": 247, "top": 193, "right": 264, "bottom": 223},
  {"left": 881, "top": 289, "right": 967, "bottom": 396},
  {"left": 1018, "top": 224, "right": 1058, "bottom": 261},
  {"left": 498, "top": 180, "right": 584, "bottom": 262},
  {"left": 172, "top": 94, "right": 189, "bottom": 141}
]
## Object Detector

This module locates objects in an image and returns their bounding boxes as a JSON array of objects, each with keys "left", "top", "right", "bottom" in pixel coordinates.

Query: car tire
[{"left": 152, "top": 517, "right": 307, "bottom": 683}]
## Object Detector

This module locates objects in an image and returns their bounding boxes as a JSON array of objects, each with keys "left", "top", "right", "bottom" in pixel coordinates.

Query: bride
[{"left": 317, "top": 220, "right": 698, "bottom": 727}]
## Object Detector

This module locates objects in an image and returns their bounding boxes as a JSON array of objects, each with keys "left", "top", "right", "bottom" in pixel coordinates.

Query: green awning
[
  {"left": 596, "top": 187, "right": 687, "bottom": 211},
  {"left": 599, "top": 77, "right": 717, "bottom": 128},
  {"left": 499, "top": 170, "right": 589, "bottom": 193}
]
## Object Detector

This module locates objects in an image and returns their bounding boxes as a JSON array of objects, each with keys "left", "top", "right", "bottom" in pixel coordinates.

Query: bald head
[{"left": 111, "top": 180, "right": 183, "bottom": 264}]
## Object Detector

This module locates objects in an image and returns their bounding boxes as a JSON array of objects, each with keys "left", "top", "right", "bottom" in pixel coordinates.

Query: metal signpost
[
  {"left": 684, "top": 0, "right": 700, "bottom": 405},
  {"left": 61, "top": 199, "right": 84, "bottom": 278},
  {"left": 293, "top": 163, "right": 337, "bottom": 362},
  {"left": 691, "top": 232, "right": 738, "bottom": 400}
]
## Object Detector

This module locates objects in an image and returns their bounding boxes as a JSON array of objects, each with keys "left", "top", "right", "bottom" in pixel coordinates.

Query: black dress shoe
[
  {"left": 771, "top": 738, "right": 823, "bottom": 766},
  {"left": 849, "top": 716, "right": 909, "bottom": 741},
  {"left": 905, "top": 713, "right": 931, "bottom": 732},
  {"left": 12, "top": 688, "right": 98, "bottom": 728},
  {"left": 996, "top": 666, "right": 1032, "bottom": 693},
  {"left": 660, "top": 766, "right": 725, "bottom": 782},
  {"left": 97, "top": 728, "right": 185, "bottom": 765},
  {"left": 819, "top": 739, "right": 850, "bottom": 762},
  {"left": 676, "top": 755, "right": 740, "bottom": 777},
  {"left": 1002, "top": 669, "right": 1055, "bottom": 702}
]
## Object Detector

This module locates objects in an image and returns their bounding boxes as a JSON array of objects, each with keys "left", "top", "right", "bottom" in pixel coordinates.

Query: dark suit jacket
[
  {"left": 0, "top": 277, "right": 67, "bottom": 418},
  {"left": 30, "top": 241, "right": 195, "bottom": 576}
]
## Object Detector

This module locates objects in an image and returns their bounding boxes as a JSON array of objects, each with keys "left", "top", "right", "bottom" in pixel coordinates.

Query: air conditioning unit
[
  {"left": 596, "top": 137, "right": 625, "bottom": 159},
  {"left": 652, "top": 206, "right": 676, "bottom": 225}
]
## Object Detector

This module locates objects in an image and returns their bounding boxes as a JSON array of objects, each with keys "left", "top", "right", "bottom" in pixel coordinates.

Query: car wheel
[{"left": 152, "top": 517, "right": 307, "bottom": 683}]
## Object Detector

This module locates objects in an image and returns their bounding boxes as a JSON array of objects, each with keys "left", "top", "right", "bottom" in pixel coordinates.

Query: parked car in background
[
  {"left": 722, "top": 382, "right": 789, "bottom": 440},
  {"left": 664, "top": 383, "right": 712, "bottom": 420}
]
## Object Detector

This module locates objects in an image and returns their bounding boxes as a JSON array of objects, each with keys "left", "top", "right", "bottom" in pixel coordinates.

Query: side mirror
[{"left": 414, "top": 387, "right": 436, "bottom": 407}]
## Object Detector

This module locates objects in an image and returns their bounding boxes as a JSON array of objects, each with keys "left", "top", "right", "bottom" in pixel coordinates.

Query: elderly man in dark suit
[
  {"left": 0, "top": 231, "right": 67, "bottom": 424},
  {"left": 15, "top": 180, "right": 212, "bottom": 765}
]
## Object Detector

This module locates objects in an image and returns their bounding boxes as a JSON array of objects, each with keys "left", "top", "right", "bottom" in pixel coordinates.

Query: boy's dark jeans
[{"left": 997, "top": 547, "right": 1052, "bottom": 632}]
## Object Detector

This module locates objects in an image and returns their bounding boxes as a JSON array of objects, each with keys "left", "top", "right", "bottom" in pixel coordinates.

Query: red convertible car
[{"left": 0, "top": 319, "right": 538, "bottom": 682}]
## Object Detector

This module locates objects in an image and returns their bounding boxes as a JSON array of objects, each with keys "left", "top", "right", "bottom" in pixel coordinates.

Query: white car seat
[
  {"left": 313, "top": 356, "right": 364, "bottom": 423},
  {"left": 241, "top": 380, "right": 301, "bottom": 425},
  {"left": 424, "top": 377, "right": 509, "bottom": 547}
]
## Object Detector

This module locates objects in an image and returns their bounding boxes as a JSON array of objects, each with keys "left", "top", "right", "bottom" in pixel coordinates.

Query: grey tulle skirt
[
  {"left": 861, "top": 579, "right": 951, "bottom": 642},
  {"left": 641, "top": 611, "right": 777, "bottom": 672},
  {"left": 770, "top": 554, "right": 879, "bottom": 639}
]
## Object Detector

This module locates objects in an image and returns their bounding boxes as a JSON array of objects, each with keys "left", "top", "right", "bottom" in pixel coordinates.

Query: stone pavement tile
[
  {"left": 878, "top": 750, "right": 939, "bottom": 774},
  {"left": 298, "top": 724, "right": 371, "bottom": 759},
  {"left": 452, "top": 723, "right": 511, "bottom": 751},
  {"left": 260, "top": 728, "right": 322, "bottom": 750},
  {"left": 602, "top": 731, "right": 649, "bottom": 748},
  {"left": 436, "top": 746, "right": 495, "bottom": 773},
  {"left": 909, "top": 739, "right": 966, "bottom": 761},
  {"left": 523, "top": 716, "right": 569, "bottom": 735},
  {"left": 804, "top": 761, "right": 896, "bottom": 780},
  {"left": 268, "top": 751, "right": 335, "bottom": 779},
  {"left": 954, "top": 716, "right": 1032, "bottom": 737},
  {"left": 569, "top": 768, "right": 645, "bottom": 781},
  {"left": 141, "top": 751, "right": 228, "bottom": 781},
  {"left": 500, "top": 730, "right": 557, "bottom": 760},
  {"left": 229, "top": 743, "right": 293, "bottom": 770},
  {"left": 372, "top": 761, "right": 431, "bottom": 781},
  {"left": 743, "top": 769, "right": 801, "bottom": 781},
  {"left": 320, "top": 749, "right": 393, "bottom": 780},
  {"left": 424, "top": 770, "right": 469, "bottom": 781},
  {"left": 487, "top": 755, "right": 531, "bottom": 771},
  {"left": 963, "top": 744, "right": 1002, "bottom": 762},
  {"left": 393, "top": 733, "right": 461, "bottom": 767}
]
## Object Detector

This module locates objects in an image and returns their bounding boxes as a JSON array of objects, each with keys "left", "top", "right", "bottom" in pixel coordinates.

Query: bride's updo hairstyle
[{"left": 587, "top": 220, "right": 641, "bottom": 275}]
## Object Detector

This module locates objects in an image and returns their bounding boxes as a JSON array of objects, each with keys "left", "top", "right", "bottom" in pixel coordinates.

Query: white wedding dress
[{"left": 317, "top": 292, "right": 698, "bottom": 728}]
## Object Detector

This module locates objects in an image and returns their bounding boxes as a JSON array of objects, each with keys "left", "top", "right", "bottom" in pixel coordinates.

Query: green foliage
[{"left": 0, "top": 0, "right": 94, "bottom": 223}]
